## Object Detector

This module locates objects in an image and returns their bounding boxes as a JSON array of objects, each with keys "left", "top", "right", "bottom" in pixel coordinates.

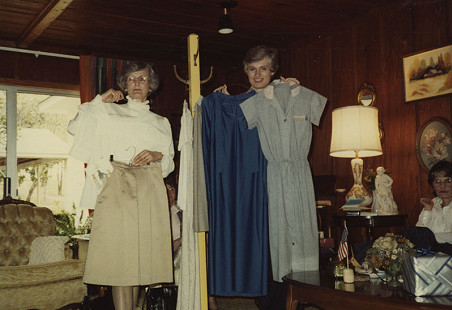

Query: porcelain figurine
[{"left": 374, "top": 166, "right": 398, "bottom": 215}]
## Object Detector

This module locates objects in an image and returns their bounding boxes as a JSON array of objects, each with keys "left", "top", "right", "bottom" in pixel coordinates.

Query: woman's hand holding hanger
[{"left": 132, "top": 150, "right": 163, "bottom": 166}]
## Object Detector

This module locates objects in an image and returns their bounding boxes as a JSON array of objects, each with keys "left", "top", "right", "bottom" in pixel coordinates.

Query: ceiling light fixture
[{"left": 218, "top": 1, "right": 237, "bottom": 34}]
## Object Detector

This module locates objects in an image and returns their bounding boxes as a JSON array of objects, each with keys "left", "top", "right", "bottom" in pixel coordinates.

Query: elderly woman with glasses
[
  {"left": 68, "top": 61, "right": 174, "bottom": 310},
  {"left": 417, "top": 160, "right": 452, "bottom": 243}
]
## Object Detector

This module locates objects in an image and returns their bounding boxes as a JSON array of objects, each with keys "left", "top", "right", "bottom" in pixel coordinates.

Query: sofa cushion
[
  {"left": 29, "top": 236, "right": 69, "bottom": 265},
  {"left": 0, "top": 259, "right": 85, "bottom": 289},
  {"left": 0, "top": 203, "right": 56, "bottom": 266},
  {"left": 0, "top": 277, "right": 86, "bottom": 310}
]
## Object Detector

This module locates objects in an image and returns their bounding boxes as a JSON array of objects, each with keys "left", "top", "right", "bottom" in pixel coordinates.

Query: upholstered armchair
[{"left": 0, "top": 198, "right": 86, "bottom": 310}]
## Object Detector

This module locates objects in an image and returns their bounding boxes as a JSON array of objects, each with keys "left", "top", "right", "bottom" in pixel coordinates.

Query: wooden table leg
[{"left": 285, "top": 284, "right": 299, "bottom": 310}]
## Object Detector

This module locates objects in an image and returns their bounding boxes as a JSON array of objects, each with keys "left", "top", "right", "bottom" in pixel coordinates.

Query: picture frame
[
  {"left": 415, "top": 117, "right": 452, "bottom": 172},
  {"left": 402, "top": 44, "right": 452, "bottom": 103}
]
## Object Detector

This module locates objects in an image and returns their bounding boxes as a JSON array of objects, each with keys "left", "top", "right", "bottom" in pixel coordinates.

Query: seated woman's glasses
[{"left": 433, "top": 178, "right": 452, "bottom": 186}]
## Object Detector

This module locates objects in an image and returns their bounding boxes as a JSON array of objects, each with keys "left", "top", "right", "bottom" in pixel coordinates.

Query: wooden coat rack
[
  {"left": 183, "top": 33, "right": 208, "bottom": 310},
  {"left": 174, "top": 37, "right": 213, "bottom": 117}
]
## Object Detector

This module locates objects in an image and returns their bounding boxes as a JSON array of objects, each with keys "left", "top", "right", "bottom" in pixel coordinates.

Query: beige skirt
[{"left": 83, "top": 161, "right": 173, "bottom": 286}]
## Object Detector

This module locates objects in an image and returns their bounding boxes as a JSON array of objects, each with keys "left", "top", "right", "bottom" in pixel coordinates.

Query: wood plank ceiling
[{"left": 0, "top": 0, "right": 394, "bottom": 65}]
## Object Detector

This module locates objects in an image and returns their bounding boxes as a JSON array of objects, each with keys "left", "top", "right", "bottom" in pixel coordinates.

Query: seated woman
[{"left": 416, "top": 160, "right": 452, "bottom": 244}]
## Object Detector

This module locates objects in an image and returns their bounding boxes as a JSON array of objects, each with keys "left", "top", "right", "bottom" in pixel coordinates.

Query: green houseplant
[{"left": 54, "top": 204, "right": 89, "bottom": 238}]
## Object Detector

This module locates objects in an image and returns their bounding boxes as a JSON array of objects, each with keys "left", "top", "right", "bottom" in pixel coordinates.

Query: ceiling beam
[{"left": 16, "top": 0, "right": 73, "bottom": 48}]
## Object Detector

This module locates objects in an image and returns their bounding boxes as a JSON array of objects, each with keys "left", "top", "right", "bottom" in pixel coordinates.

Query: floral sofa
[{"left": 0, "top": 198, "right": 86, "bottom": 310}]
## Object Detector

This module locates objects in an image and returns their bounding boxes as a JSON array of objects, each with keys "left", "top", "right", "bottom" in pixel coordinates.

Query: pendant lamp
[{"left": 218, "top": 1, "right": 237, "bottom": 34}]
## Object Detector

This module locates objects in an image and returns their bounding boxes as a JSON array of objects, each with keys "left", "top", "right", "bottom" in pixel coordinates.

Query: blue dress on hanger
[{"left": 202, "top": 91, "right": 268, "bottom": 296}]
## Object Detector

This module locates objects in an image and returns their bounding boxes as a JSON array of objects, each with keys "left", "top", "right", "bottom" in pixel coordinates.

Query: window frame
[{"left": 0, "top": 84, "right": 79, "bottom": 198}]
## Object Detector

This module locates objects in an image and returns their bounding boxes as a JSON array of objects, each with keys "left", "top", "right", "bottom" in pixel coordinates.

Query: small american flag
[{"left": 337, "top": 227, "right": 348, "bottom": 261}]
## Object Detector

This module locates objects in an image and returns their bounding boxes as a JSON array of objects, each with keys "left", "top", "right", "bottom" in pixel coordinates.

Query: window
[{"left": 0, "top": 86, "right": 84, "bottom": 216}]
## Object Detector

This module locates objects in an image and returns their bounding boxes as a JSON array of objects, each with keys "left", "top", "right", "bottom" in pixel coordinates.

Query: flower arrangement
[
  {"left": 363, "top": 168, "right": 390, "bottom": 191},
  {"left": 363, "top": 233, "right": 415, "bottom": 272},
  {"left": 362, "top": 233, "right": 415, "bottom": 286},
  {"left": 363, "top": 233, "right": 415, "bottom": 270}
]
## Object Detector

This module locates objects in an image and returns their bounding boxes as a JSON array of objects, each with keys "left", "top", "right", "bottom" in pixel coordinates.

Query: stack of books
[{"left": 340, "top": 199, "right": 370, "bottom": 215}]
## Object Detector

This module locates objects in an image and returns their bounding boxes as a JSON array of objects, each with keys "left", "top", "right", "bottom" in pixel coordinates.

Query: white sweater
[
  {"left": 416, "top": 197, "right": 452, "bottom": 243},
  {"left": 68, "top": 95, "right": 174, "bottom": 209}
]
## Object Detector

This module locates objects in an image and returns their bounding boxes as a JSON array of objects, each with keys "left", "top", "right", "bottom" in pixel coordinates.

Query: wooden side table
[
  {"left": 283, "top": 270, "right": 452, "bottom": 310},
  {"left": 333, "top": 214, "right": 407, "bottom": 241},
  {"left": 72, "top": 234, "right": 90, "bottom": 261}
]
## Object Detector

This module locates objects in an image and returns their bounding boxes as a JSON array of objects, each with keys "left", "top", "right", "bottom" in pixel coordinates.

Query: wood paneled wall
[
  {"left": 1, "top": 0, "right": 451, "bottom": 238},
  {"left": 279, "top": 0, "right": 452, "bottom": 234}
]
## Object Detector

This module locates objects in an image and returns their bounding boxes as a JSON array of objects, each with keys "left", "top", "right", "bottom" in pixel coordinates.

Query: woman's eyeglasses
[
  {"left": 433, "top": 178, "right": 452, "bottom": 186},
  {"left": 127, "top": 76, "right": 149, "bottom": 85}
]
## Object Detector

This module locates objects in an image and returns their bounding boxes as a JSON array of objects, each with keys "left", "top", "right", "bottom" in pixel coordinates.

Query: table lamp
[{"left": 330, "top": 106, "right": 382, "bottom": 207}]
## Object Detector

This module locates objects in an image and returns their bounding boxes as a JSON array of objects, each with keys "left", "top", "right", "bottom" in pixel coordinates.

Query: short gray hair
[{"left": 117, "top": 61, "right": 159, "bottom": 92}]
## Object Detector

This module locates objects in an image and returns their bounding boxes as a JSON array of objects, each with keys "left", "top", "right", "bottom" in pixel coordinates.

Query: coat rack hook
[
  {"left": 193, "top": 37, "right": 200, "bottom": 66},
  {"left": 173, "top": 65, "right": 189, "bottom": 85},
  {"left": 173, "top": 65, "right": 214, "bottom": 85},
  {"left": 200, "top": 66, "right": 213, "bottom": 84}
]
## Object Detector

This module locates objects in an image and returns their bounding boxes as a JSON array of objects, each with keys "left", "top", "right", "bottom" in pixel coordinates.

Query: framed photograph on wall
[
  {"left": 415, "top": 117, "right": 452, "bottom": 172},
  {"left": 403, "top": 44, "right": 452, "bottom": 102}
]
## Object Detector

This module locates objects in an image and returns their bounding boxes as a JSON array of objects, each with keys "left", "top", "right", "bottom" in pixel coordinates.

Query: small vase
[{"left": 385, "top": 262, "right": 403, "bottom": 287}]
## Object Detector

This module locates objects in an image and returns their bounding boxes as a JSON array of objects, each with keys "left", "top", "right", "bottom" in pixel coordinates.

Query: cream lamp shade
[
  {"left": 330, "top": 105, "right": 382, "bottom": 158},
  {"left": 330, "top": 105, "right": 382, "bottom": 206}
]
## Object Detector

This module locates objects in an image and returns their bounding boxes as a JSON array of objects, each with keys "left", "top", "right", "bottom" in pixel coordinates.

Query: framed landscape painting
[
  {"left": 403, "top": 44, "right": 452, "bottom": 102},
  {"left": 415, "top": 117, "right": 452, "bottom": 172}
]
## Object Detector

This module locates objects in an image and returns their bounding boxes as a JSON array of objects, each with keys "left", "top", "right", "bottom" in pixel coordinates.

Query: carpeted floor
[
  {"left": 215, "top": 296, "right": 258, "bottom": 309},
  {"left": 93, "top": 288, "right": 321, "bottom": 310}
]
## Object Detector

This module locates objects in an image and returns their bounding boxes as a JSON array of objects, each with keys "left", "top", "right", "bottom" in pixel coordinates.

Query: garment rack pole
[{"left": 187, "top": 33, "right": 208, "bottom": 310}]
